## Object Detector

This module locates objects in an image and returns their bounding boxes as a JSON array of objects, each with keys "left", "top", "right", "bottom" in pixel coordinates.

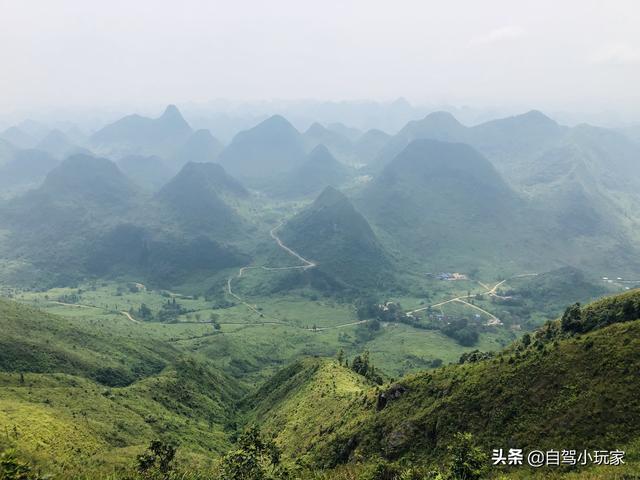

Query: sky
[{"left": 1, "top": 0, "right": 639, "bottom": 121}]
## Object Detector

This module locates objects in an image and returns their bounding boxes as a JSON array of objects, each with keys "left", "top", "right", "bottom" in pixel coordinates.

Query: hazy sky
[{"left": 1, "top": 0, "right": 639, "bottom": 117}]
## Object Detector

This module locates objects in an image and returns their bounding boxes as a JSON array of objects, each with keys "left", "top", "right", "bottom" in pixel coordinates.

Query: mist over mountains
[
  {"left": 2, "top": 103, "right": 640, "bottom": 287},
  {"left": 2, "top": 101, "right": 640, "bottom": 479}
]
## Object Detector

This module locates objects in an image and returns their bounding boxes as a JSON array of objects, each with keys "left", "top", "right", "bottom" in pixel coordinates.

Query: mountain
[
  {"left": 35, "top": 129, "right": 88, "bottom": 159},
  {"left": 371, "top": 111, "right": 467, "bottom": 168},
  {"left": 359, "top": 139, "right": 535, "bottom": 273},
  {"left": 0, "top": 154, "right": 140, "bottom": 284},
  {"left": 216, "top": 115, "right": 306, "bottom": 183},
  {"left": 354, "top": 128, "right": 391, "bottom": 164},
  {"left": 117, "top": 154, "right": 174, "bottom": 190},
  {"left": 0, "top": 149, "right": 60, "bottom": 188},
  {"left": 156, "top": 162, "right": 247, "bottom": 236},
  {"left": 520, "top": 125, "right": 640, "bottom": 244},
  {"left": 360, "top": 137, "right": 640, "bottom": 275},
  {"left": 373, "top": 109, "right": 640, "bottom": 203},
  {"left": 271, "top": 144, "right": 351, "bottom": 198},
  {"left": 91, "top": 104, "right": 193, "bottom": 157},
  {"left": 470, "top": 110, "right": 567, "bottom": 174},
  {"left": 0, "top": 126, "right": 37, "bottom": 149},
  {"left": 278, "top": 186, "right": 393, "bottom": 291},
  {"left": 303, "top": 122, "right": 354, "bottom": 161},
  {"left": 35, "top": 154, "right": 138, "bottom": 206},
  {"left": 372, "top": 110, "right": 567, "bottom": 184},
  {"left": 171, "top": 128, "right": 224, "bottom": 167},
  {"left": 0, "top": 155, "right": 246, "bottom": 286},
  {"left": 16, "top": 119, "right": 50, "bottom": 140},
  {"left": 0, "top": 137, "right": 17, "bottom": 167},
  {"left": 619, "top": 124, "right": 640, "bottom": 144},
  {"left": 327, "top": 122, "right": 363, "bottom": 142},
  {"left": 541, "top": 124, "right": 640, "bottom": 193},
  {"left": 248, "top": 290, "right": 640, "bottom": 476}
]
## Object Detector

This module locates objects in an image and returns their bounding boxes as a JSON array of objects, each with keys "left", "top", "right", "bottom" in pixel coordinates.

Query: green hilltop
[{"left": 278, "top": 186, "right": 394, "bottom": 292}]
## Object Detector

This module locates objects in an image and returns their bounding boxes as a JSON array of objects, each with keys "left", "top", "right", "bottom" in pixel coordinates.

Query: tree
[
  {"left": 138, "top": 303, "right": 153, "bottom": 320},
  {"left": 136, "top": 440, "right": 177, "bottom": 480},
  {"left": 336, "top": 349, "right": 344, "bottom": 365},
  {"left": 350, "top": 350, "right": 383, "bottom": 384},
  {"left": 219, "top": 425, "right": 285, "bottom": 480},
  {"left": 445, "top": 433, "right": 487, "bottom": 480},
  {"left": 561, "top": 303, "right": 582, "bottom": 333}
]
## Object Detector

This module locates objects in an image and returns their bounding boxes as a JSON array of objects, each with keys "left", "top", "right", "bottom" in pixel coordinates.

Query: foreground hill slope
[
  {"left": 252, "top": 290, "right": 640, "bottom": 472},
  {"left": 0, "top": 299, "right": 244, "bottom": 474}
]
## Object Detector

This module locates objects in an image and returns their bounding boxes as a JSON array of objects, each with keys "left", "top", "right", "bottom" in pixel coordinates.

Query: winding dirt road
[
  {"left": 227, "top": 219, "right": 537, "bottom": 331},
  {"left": 268, "top": 222, "right": 316, "bottom": 270},
  {"left": 226, "top": 220, "right": 318, "bottom": 319}
]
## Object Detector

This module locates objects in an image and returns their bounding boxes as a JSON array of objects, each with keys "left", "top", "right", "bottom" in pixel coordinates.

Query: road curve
[{"left": 226, "top": 220, "right": 318, "bottom": 318}]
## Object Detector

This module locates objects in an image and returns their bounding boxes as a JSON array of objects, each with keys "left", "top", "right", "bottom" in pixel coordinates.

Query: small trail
[
  {"left": 50, "top": 301, "right": 99, "bottom": 309},
  {"left": 120, "top": 311, "right": 140, "bottom": 324},
  {"left": 307, "top": 320, "right": 368, "bottom": 332}
]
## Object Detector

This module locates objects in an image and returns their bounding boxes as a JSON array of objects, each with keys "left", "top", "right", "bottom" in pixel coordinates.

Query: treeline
[
  {"left": 130, "top": 299, "right": 221, "bottom": 327},
  {"left": 337, "top": 349, "right": 383, "bottom": 385}
]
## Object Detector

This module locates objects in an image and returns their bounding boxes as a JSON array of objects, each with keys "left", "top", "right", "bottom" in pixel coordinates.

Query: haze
[{"left": 1, "top": 0, "right": 639, "bottom": 123}]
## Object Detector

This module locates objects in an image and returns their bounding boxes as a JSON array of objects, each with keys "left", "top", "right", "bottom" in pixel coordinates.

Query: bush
[
  {"left": 444, "top": 433, "right": 487, "bottom": 480},
  {"left": 0, "top": 450, "right": 44, "bottom": 480}
]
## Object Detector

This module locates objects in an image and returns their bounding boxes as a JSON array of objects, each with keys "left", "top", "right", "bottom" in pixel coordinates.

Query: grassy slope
[
  {"left": 241, "top": 358, "right": 371, "bottom": 459},
  {"left": 247, "top": 290, "right": 640, "bottom": 477},
  {"left": 0, "top": 298, "right": 244, "bottom": 476},
  {"left": 0, "top": 298, "right": 179, "bottom": 385}
]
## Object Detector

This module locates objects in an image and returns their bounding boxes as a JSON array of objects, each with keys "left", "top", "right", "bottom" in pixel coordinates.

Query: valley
[{"left": 0, "top": 103, "right": 638, "bottom": 479}]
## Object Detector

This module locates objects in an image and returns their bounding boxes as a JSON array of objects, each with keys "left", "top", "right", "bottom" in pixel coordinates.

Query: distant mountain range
[{"left": 1, "top": 107, "right": 640, "bottom": 286}]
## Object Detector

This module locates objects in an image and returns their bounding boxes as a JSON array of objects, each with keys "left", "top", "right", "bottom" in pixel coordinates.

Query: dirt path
[
  {"left": 50, "top": 301, "right": 99, "bottom": 309},
  {"left": 407, "top": 274, "right": 537, "bottom": 325},
  {"left": 269, "top": 222, "right": 316, "bottom": 269},
  {"left": 226, "top": 220, "right": 317, "bottom": 318},
  {"left": 120, "top": 311, "right": 140, "bottom": 324},
  {"left": 307, "top": 320, "right": 368, "bottom": 331}
]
